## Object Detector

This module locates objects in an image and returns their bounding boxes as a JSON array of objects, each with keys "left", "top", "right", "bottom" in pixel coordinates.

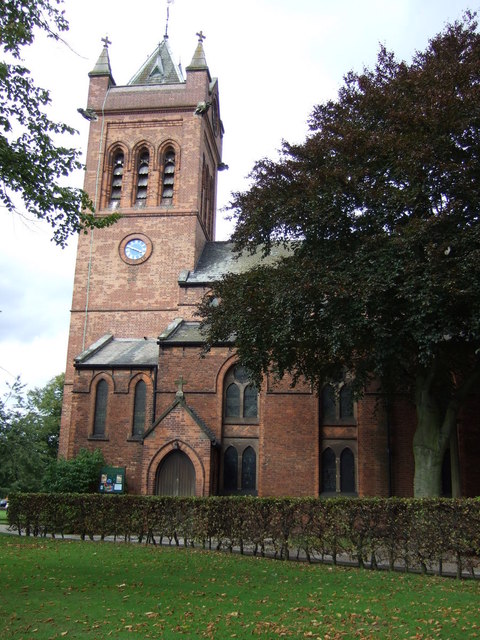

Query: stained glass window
[
  {"left": 225, "top": 384, "right": 240, "bottom": 417},
  {"left": 241, "top": 447, "right": 256, "bottom": 490},
  {"left": 322, "top": 447, "right": 336, "bottom": 492},
  {"left": 132, "top": 380, "right": 146, "bottom": 436},
  {"left": 340, "top": 448, "right": 355, "bottom": 493},
  {"left": 223, "top": 446, "right": 238, "bottom": 491},
  {"left": 93, "top": 380, "right": 108, "bottom": 436}
]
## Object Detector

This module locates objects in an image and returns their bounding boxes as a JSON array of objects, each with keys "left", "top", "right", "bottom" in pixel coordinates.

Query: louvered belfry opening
[
  {"left": 110, "top": 151, "right": 124, "bottom": 208},
  {"left": 161, "top": 148, "right": 175, "bottom": 202},
  {"left": 135, "top": 150, "right": 149, "bottom": 206}
]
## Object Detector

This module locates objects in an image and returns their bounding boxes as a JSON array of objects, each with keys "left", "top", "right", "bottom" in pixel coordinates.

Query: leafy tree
[
  {"left": 43, "top": 448, "right": 105, "bottom": 493},
  {"left": 0, "top": 374, "right": 63, "bottom": 493},
  {"left": 0, "top": 0, "right": 118, "bottom": 247},
  {"left": 200, "top": 14, "right": 480, "bottom": 497},
  {"left": 25, "top": 373, "right": 64, "bottom": 458}
]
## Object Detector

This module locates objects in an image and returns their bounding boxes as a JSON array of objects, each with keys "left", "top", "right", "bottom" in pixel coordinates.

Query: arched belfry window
[
  {"left": 93, "top": 379, "right": 108, "bottom": 437},
  {"left": 110, "top": 151, "right": 124, "bottom": 208},
  {"left": 135, "top": 150, "right": 149, "bottom": 206},
  {"left": 223, "top": 365, "right": 258, "bottom": 423},
  {"left": 132, "top": 380, "right": 146, "bottom": 437},
  {"left": 161, "top": 148, "right": 175, "bottom": 202}
]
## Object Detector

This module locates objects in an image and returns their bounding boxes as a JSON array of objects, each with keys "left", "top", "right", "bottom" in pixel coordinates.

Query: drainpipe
[{"left": 152, "top": 364, "right": 158, "bottom": 425}]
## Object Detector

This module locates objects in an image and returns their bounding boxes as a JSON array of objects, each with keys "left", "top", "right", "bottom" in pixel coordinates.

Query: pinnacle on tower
[
  {"left": 186, "top": 31, "right": 208, "bottom": 71},
  {"left": 89, "top": 36, "right": 115, "bottom": 83}
]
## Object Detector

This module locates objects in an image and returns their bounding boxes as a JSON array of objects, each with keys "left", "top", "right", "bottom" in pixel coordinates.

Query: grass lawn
[
  {"left": 0, "top": 510, "right": 8, "bottom": 523},
  {"left": 0, "top": 535, "right": 479, "bottom": 639}
]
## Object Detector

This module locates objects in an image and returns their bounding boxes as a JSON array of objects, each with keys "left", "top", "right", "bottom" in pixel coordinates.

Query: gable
[{"left": 144, "top": 398, "right": 218, "bottom": 446}]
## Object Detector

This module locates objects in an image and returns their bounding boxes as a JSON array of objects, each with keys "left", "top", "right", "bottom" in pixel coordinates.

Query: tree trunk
[
  {"left": 449, "top": 428, "right": 461, "bottom": 498},
  {"left": 413, "top": 375, "right": 454, "bottom": 497}
]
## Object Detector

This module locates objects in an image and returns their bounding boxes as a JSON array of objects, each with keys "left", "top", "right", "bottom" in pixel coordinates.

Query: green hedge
[{"left": 6, "top": 494, "right": 480, "bottom": 578}]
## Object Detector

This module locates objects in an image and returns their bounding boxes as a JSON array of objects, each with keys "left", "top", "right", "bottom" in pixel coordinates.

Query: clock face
[{"left": 124, "top": 238, "right": 147, "bottom": 260}]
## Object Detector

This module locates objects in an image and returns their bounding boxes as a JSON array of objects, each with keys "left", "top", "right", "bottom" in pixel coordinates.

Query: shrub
[
  {"left": 7, "top": 494, "right": 480, "bottom": 578},
  {"left": 42, "top": 449, "right": 104, "bottom": 493}
]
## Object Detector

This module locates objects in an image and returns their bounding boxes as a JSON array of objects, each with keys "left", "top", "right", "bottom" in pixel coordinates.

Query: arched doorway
[{"left": 155, "top": 450, "right": 196, "bottom": 496}]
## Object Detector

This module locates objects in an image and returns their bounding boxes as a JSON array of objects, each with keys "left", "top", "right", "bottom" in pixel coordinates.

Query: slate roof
[
  {"left": 158, "top": 319, "right": 207, "bottom": 344},
  {"left": 128, "top": 38, "right": 184, "bottom": 86},
  {"left": 181, "top": 241, "right": 290, "bottom": 285},
  {"left": 75, "top": 335, "right": 158, "bottom": 368}
]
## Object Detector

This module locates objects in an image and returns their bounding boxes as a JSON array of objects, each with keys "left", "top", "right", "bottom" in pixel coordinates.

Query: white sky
[{"left": 0, "top": 0, "right": 475, "bottom": 392}]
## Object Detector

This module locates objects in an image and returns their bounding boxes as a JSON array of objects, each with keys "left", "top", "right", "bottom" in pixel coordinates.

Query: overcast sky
[{"left": 0, "top": 0, "right": 475, "bottom": 392}]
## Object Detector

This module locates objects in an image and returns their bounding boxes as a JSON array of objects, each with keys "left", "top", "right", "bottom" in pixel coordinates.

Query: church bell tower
[{"left": 59, "top": 32, "right": 223, "bottom": 458}]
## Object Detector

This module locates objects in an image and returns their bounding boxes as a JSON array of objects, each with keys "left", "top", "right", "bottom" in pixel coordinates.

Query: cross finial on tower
[
  {"left": 101, "top": 35, "right": 112, "bottom": 48},
  {"left": 175, "top": 375, "right": 187, "bottom": 398},
  {"left": 196, "top": 31, "right": 206, "bottom": 43}
]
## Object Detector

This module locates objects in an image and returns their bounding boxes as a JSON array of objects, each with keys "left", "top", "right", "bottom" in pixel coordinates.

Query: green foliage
[
  {"left": 0, "top": 0, "right": 118, "bottom": 246},
  {"left": 43, "top": 448, "right": 105, "bottom": 494},
  {"left": 199, "top": 14, "right": 480, "bottom": 496},
  {"left": 2, "top": 535, "right": 480, "bottom": 639},
  {"left": 8, "top": 494, "right": 480, "bottom": 577},
  {"left": 0, "top": 374, "right": 64, "bottom": 494}
]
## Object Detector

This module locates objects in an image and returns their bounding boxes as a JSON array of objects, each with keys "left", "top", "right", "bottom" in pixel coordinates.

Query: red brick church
[{"left": 59, "top": 33, "right": 480, "bottom": 498}]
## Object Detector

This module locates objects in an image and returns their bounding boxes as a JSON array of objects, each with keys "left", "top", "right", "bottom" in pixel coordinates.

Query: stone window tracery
[
  {"left": 321, "top": 445, "right": 357, "bottom": 495},
  {"left": 223, "top": 365, "right": 258, "bottom": 423},
  {"left": 321, "top": 380, "right": 356, "bottom": 424},
  {"left": 222, "top": 444, "right": 257, "bottom": 494}
]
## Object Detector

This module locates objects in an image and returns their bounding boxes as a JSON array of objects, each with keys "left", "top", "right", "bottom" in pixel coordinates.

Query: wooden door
[{"left": 155, "top": 450, "right": 196, "bottom": 496}]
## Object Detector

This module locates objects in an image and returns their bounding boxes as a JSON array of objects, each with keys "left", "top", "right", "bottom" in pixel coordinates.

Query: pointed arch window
[
  {"left": 225, "top": 383, "right": 240, "bottom": 418},
  {"left": 222, "top": 445, "right": 257, "bottom": 495},
  {"left": 321, "top": 380, "right": 356, "bottom": 424},
  {"left": 223, "top": 365, "right": 258, "bottom": 423},
  {"left": 110, "top": 151, "right": 124, "bottom": 208},
  {"left": 321, "top": 445, "right": 357, "bottom": 495},
  {"left": 241, "top": 447, "right": 256, "bottom": 490},
  {"left": 132, "top": 380, "right": 146, "bottom": 437},
  {"left": 339, "top": 384, "right": 354, "bottom": 419},
  {"left": 321, "top": 447, "right": 336, "bottom": 493},
  {"left": 223, "top": 446, "right": 238, "bottom": 491},
  {"left": 93, "top": 379, "right": 108, "bottom": 437},
  {"left": 322, "top": 385, "right": 336, "bottom": 422},
  {"left": 161, "top": 148, "right": 175, "bottom": 202},
  {"left": 135, "top": 150, "right": 149, "bottom": 206},
  {"left": 340, "top": 448, "right": 355, "bottom": 493}
]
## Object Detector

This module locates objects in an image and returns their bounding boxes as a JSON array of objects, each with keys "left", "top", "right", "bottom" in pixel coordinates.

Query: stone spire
[
  {"left": 186, "top": 31, "right": 208, "bottom": 71},
  {"left": 89, "top": 36, "right": 115, "bottom": 83}
]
